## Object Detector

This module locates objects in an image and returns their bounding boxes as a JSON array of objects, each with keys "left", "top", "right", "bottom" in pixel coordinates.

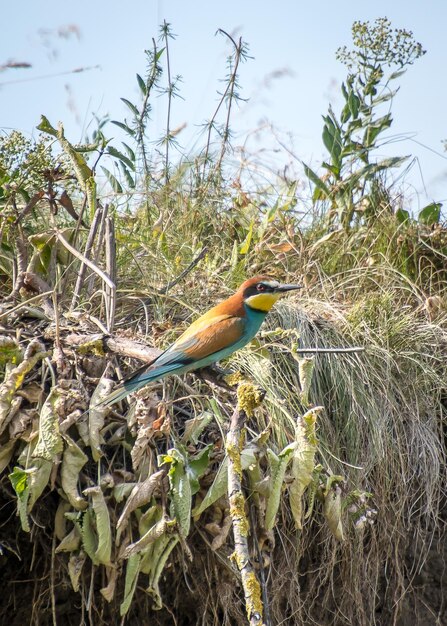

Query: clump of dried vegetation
[{"left": 0, "top": 19, "right": 446, "bottom": 626}]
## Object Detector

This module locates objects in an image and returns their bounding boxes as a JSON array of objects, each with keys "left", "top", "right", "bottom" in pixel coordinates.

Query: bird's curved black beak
[{"left": 275, "top": 283, "right": 303, "bottom": 293}]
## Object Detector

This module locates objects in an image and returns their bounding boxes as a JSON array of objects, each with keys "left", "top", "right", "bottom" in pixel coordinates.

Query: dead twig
[
  {"left": 104, "top": 216, "right": 117, "bottom": 332},
  {"left": 63, "top": 333, "right": 160, "bottom": 363},
  {"left": 158, "top": 246, "right": 208, "bottom": 295},
  {"left": 70, "top": 207, "right": 103, "bottom": 309}
]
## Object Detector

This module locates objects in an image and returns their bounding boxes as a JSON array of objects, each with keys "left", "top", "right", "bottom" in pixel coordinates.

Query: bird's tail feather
[{"left": 101, "top": 362, "right": 185, "bottom": 407}]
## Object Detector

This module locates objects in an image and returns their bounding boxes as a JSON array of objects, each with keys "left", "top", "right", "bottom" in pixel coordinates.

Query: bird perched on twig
[{"left": 102, "top": 276, "right": 302, "bottom": 407}]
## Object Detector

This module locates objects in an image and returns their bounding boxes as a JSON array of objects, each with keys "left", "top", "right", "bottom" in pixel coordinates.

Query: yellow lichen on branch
[{"left": 226, "top": 386, "right": 265, "bottom": 626}]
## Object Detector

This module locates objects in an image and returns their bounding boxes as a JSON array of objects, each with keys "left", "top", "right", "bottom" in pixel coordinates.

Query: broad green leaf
[
  {"left": 88, "top": 377, "right": 113, "bottom": 461},
  {"left": 146, "top": 536, "right": 179, "bottom": 610},
  {"left": 120, "top": 554, "right": 141, "bottom": 616},
  {"left": 418, "top": 202, "right": 442, "bottom": 226},
  {"left": 136, "top": 73, "right": 147, "bottom": 95},
  {"left": 297, "top": 356, "right": 315, "bottom": 406},
  {"left": 120, "top": 162, "right": 135, "bottom": 189},
  {"left": 28, "top": 458, "right": 52, "bottom": 510},
  {"left": 265, "top": 443, "right": 297, "bottom": 530},
  {"left": 0, "top": 348, "right": 49, "bottom": 436},
  {"left": 396, "top": 208, "right": 410, "bottom": 224},
  {"left": 161, "top": 449, "right": 191, "bottom": 537},
  {"left": 120, "top": 98, "right": 139, "bottom": 117},
  {"left": 100, "top": 166, "right": 123, "bottom": 194},
  {"left": 32, "top": 388, "right": 63, "bottom": 461},
  {"left": 113, "top": 482, "right": 136, "bottom": 503},
  {"left": 322, "top": 124, "right": 341, "bottom": 166},
  {"left": 61, "top": 435, "right": 88, "bottom": 510},
  {"left": 303, "top": 164, "right": 330, "bottom": 198},
  {"left": 121, "top": 142, "right": 136, "bottom": 162},
  {"left": 192, "top": 456, "right": 228, "bottom": 517},
  {"left": 140, "top": 518, "right": 169, "bottom": 575},
  {"left": 116, "top": 469, "right": 165, "bottom": 542},
  {"left": 37, "top": 115, "right": 58, "bottom": 137},
  {"left": 187, "top": 444, "right": 213, "bottom": 495},
  {"left": 348, "top": 91, "right": 360, "bottom": 119},
  {"left": 111, "top": 120, "right": 136, "bottom": 137},
  {"left": 107, "top": 146, "right": 135, "bottom": 171},
  {"left": 289, "top": 408, "right": 321, "bottom": 529},
  {"left": 364, "top": 113, "right": 392, "bottom": 147},
  {"left": 84, "top": 486, "right": 112, "bottom": 565},
  {"left": 122, "top": 517, "right": 176, "bottom": 559},
  {"left": 389, "top": 68, "right": 407, "bottom": 80},
  {"left": 81, "top": 507, "right": 98, "bottom": 564},
  {"left": 239, "top": 218, "right": 254, "bottom": 255},
  {"left": 9, "top": 466, "right": 31, "bottom": 531},
  {"left": 192, "top": 448, "right": 257, "bottom": 516}
]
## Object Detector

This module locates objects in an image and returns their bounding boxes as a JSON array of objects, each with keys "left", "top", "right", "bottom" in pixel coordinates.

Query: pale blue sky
[{"left": 2, "top": 1, "right": 447, "bottom": 210}]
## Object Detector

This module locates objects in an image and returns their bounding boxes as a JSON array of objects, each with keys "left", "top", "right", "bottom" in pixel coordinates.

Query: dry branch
[
  {"left": 226, "top": 399, "right": 265, "bottom": 626},
  {"left": 63, "top": 333, "right": 161, "bottom": 362}
]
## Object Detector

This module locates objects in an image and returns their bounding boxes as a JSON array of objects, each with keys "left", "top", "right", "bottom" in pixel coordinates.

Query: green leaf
[
  {"left": 363, "top": 113, "right": 392, "bottom": 148},
  {"left": 120, "top": 554, "right": 141, "bottom": 616},
  {"left": 161, "top": 449, "right": 191, "bottom": 537},
  {"left": 123, "top": 516, "right": 176, "bottom": 559},
  {"left": 9, "top": 466, "right": 31, "bottom": 531},
  {"left": 192, "top": 448, "right": 257, "bottom": 516},
  {"left": 264, "top": 443, "right": 296, "bottom": 530},
  {"left": 192, "top": 456, "right": 228, "bottom": 516},
  {"left": 340, "top": 104, "right": 351, "bottom": 124},
  {"left": 100, "top": 166, "right": 123, "bottom": 194},
  {"left": 81, "top": 507, "right": 99, "bottom": 564},
  {"left": 120, "top": 98, "right": 140, "bottom": 117},
  {"left": 348, "top": 91, "right": 360, "bottom": 119},
  {"left": 322, "top": 120, "right": 341, "bottom": 166},
  {"left": 85, "top": 486, "right": 112, "bottom": 565},
  {"left": 32, "top": 388, "right": 63, "bottom": 461},
  {"left": 107, "top": 146, "right": 135, "bottom": 171},
  {"left": 36, "top": 115, "right": 58, "bottom": 137},
  {"left": 396, "top": 208, "right": 410, "bottom": 224},
  {"left": 289, "top": 408, "right": 321, "bottom": 529},
  {"left": 303, "top": 164, "right": 330, "bottom": 197},
  {"left": 28, "top": 458, "right": 52, "bottom": 510},
  {"left": 389, "top": 68, "right": 407, "bottom": 80},
  {"left": 418, "top": 202, "right": 442, "bottom": 226},
  {"left": 121, "top": 142, "right": 136, "bottom": 162},
  {"left": 88, "top": 377, "right": 114, "bottom": 461},
  {"left": 239, "top": 218, "right": 254, "bottom": 255},
  {"left": 119, "top": 162, "right": 136, "bottom": 189},
  {"left": 111, "top": 120, "right": 136, "bottom": 137},
  {"left": 146, "top": 536, "right": 179, "bottom": 610},
  {"left": 136, "top": 73, "right": 147, "bottom": 95},
  {"left": 187, "top": 444, "right": 212, "bottom": 495},
  {"left": 61, "top": 435, "right": 88, "bottom": 510}
]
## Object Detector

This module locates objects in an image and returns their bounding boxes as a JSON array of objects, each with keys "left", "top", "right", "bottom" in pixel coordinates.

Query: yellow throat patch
[{"left": 245, "top": 292, "right": 281, "bottom": 312}]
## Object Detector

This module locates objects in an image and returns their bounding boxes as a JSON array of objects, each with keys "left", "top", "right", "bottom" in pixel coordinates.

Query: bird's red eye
[{"left": 257, "top": 284, "right": 266, "bottom": 292}]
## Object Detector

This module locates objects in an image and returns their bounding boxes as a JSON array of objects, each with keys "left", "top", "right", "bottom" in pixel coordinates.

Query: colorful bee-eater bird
[{"left": 102, "top": 276, "right": 302, "bottom": 407}]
